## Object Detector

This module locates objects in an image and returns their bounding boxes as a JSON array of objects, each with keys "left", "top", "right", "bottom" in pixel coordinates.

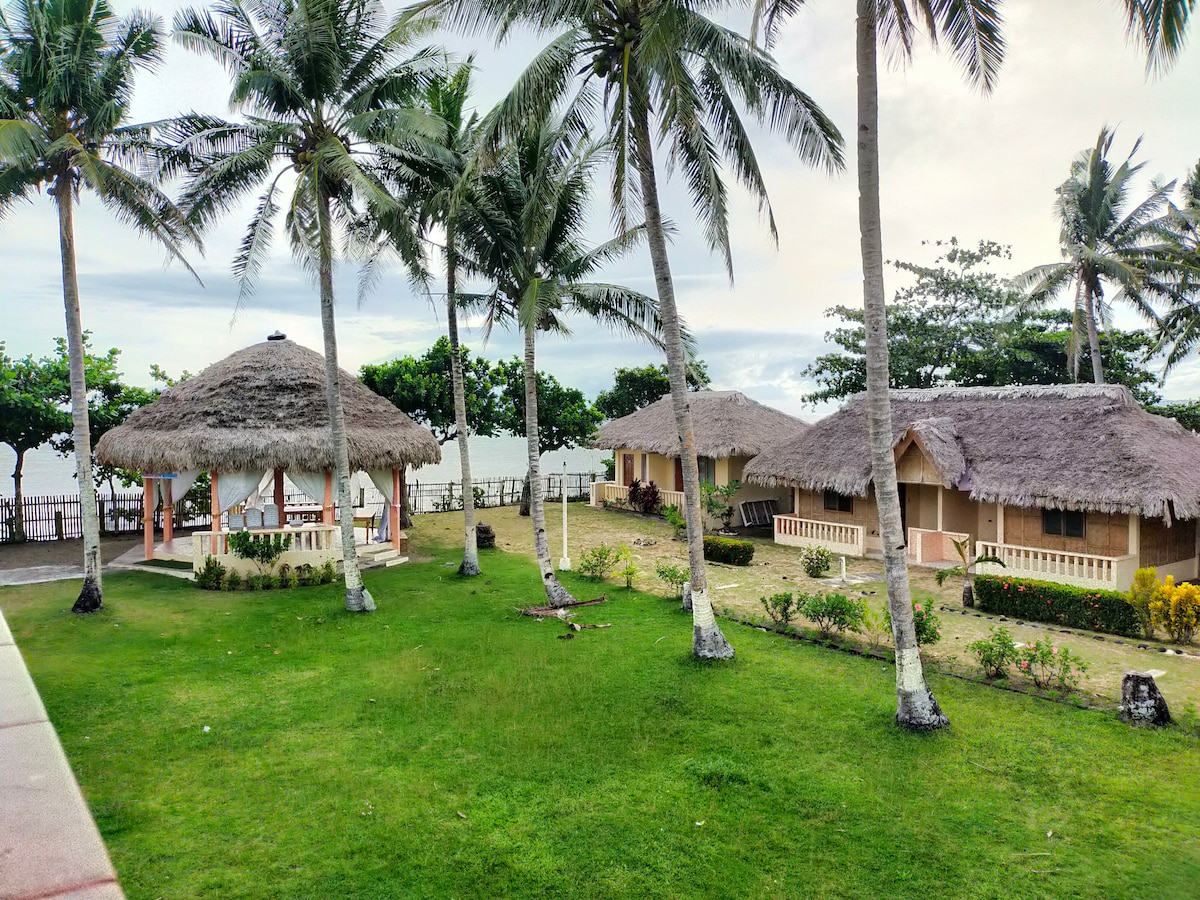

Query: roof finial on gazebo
[{"left": 267, "top": 330, "right": 287, "bottom": 341}]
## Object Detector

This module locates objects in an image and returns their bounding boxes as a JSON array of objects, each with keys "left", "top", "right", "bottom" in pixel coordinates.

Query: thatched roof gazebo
[
  {"left": 744, "top": 383, "right": 1200, "bottom": 520},
  {"left": 594, "top": 390, "right": 808, "bottom": 459},
  {"left": 96, "top": 334, "right": 440, "bottom": 566}
]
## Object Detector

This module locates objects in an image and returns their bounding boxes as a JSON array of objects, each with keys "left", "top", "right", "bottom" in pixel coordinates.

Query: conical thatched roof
[
  {"left": 96, "top": 337, "right": 441, "bottom": 473},
  {"left": 593, "top": 390, "right": 809, "bottom": 459},
  {"left": 743, "top": 384, "right": 1200, "bottom": 520}
]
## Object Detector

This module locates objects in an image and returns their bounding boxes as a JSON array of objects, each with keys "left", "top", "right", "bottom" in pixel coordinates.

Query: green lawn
[{"left": 3, "top": 539, "right": 1199, "bottom": 900}]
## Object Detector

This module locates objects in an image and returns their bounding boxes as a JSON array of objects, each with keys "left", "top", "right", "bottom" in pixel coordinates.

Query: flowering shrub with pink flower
[
  {"left": 974, "top": 576, "right": 1139, "bottom": 638},
  {"left": 1016, "top": 637, "right": 1089, "bottom": 691}
]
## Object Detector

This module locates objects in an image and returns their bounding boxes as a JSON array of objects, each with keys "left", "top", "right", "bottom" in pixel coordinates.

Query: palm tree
[
  {"left": 933, "top": 537, "right": 1003, "bottom": 609},
  {"left": 405, "top": 0, "right": 842, "bottom": 658},
  {"left": 170, "top": 0, "right": 444, "bottom": 612},
  {"left": 0, "top": 0, "right": 199, "bottom": 613},
  {"left": 1122, "top": 0, "right": 1195, "bottom": 74},
  {"left": 1013, "top": 127, "right": 1182, "bottom": 384},
  {"left": 456, "top": 115, "right": 664, "bottom": 608},
  {"left": 753, "top": 0, "right": 1004, "bottom": 728}
]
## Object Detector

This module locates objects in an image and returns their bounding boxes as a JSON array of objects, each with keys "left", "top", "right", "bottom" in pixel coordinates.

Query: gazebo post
[
  {"left": 273, "top": 468, "right": 285, "bottom": 522},
  {"left": 163, "top": 479, "right": 174, "bottom": 545},
  {"left": 322, "top": 469, "right": 334, "bottom": 525},
  {"left": 391, "top": 468, "right": 401, "bottom": 551},
  {"left": 210, "top": 471, "right": 220, "bottom": 556},
  {"left": 142, "top": 476, "right": 154, "bottom": 561}
]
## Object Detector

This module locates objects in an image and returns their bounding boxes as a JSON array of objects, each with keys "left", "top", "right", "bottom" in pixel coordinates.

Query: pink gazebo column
[
  {"left": 273, "top": 468, "right": 285, "bottom": 521},
  {"left": 163, "top": 479, "right": 174, "bottom": 544},
  {"left": 210, "top": 471, "right": 220, "bottom": 556},
  {"left": 322, "top": 469, "right": 334, "bottom": 525},
  {"left": 391, "top": 468, "right": 402, "bottom": 551},
  {"left": 142, "top": 476, "right": 154, "bottom": 560}
]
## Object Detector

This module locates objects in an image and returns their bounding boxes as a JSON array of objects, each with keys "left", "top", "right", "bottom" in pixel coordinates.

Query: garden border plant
[{"left": 975, "top": 575, "right": 1139, "bottom": 638}]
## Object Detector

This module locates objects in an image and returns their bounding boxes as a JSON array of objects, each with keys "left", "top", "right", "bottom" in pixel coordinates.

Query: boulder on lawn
[{"left": 1119, "top": 671, "right": 1171, "bottom": 726}]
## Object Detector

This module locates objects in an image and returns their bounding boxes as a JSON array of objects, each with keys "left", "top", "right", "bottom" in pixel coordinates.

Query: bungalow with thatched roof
[
  {"left": 743, "top": 384, "right": 1200, "bottom": 592},
  {"left": 95, "top": 333, "right": 440, "bottom": 574},
  {"left": 591, "top": 391, "right": 808, "bottom": 527}
]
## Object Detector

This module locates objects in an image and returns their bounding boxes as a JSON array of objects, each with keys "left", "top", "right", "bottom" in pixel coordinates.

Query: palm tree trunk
[
  {"left": 57, "top": 173, "right": 103, "bottom": 613},
  {"left": 446, "top": 228, "right": 480, "bottom": 576},
  {"left": 631, "top": 104, "right": 732, "bottom": 660},
  {"left": 1085, "top": 286, "right": 1106, "bottom": 384},
  {"left": 523, "top": 322, "right": 576, "bottom": 607},
  {"left": 316, "top": 185, "right": 373, "bottom": 612},
  {"left": 11, "top": 447, "right": 26, "bottom": 543},
  {"left": 857, "top": 2, "right": 946, "bottom": 729}
]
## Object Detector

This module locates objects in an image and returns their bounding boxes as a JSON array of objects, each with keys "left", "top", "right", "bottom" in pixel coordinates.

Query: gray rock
[{"left": 1120, "top": 672, "right": 1172, "bottom": 726}]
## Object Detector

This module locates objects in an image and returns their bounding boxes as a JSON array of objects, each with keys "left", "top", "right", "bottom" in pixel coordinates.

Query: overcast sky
[{"left": 3, "top": 0, "right": 1199, "bottom": 420}]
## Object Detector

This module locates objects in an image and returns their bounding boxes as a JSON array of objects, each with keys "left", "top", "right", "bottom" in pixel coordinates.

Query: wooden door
[
  {"left": 622, "top": 453, "right": 635, "bottom": 486},
  {"left": 674, "top": 457, "right": 684, "bottom": 492}
]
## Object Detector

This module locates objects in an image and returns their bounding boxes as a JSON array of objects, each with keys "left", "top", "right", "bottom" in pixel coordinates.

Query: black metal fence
[{"left": 0, "top": 472, "right": 598, "bottom": 543}]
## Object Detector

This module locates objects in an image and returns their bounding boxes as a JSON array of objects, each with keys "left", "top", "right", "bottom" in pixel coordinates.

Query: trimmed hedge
[
  {"left": 974, "top": 575, "right": 1139, "bottom": 638},
  {"left": 703, "top": 536, "right": 755, "bottom": 566}
]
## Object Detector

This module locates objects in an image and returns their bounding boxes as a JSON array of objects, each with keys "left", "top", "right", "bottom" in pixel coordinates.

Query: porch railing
[
  {"left": 192, "top": 525, "right": 341, "bottom": 574},
  {"left": 976, "top": 540, "right": 1140, "bottom": 590},
  {"left": 772, "top": 515, "right": 865, "bottom": 557},
  {"left": 590, "top": 481, "right": 686, "bottom": 512}
]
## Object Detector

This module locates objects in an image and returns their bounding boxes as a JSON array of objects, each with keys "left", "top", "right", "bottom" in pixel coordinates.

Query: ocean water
[{"left": 0, "top": 438, "right": 608, "bottom": 499}]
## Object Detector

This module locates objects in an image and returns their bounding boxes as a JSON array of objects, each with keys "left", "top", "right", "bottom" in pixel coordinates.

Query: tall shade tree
[
  {"left": 1013, "top": 127, "right": 1183, "bottom": 384},
  {"left": 754, "top": 0, "right": 1004, "bottom": 729},
  {"left": 456, "top": 116, "right": 664, "bottom": 608},
  {"left": 0, "top": 0, "right": 198, "bottom": 611},
  {"left": 1154, "top": 161, "right": 1200, "bottom": 369},
  {"left": 170, "top": 0, "right": 444, "bottom": 612},
  {"left": 405, "top": 0, "right": 842, "bottom": 658}
]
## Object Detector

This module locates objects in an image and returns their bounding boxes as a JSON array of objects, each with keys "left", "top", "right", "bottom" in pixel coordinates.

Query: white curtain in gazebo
[
  {"left": 218, "top": 471, "right": 267, "bottom": 513},
  {"left": 289, "top": 471, "right": 329, "bottom": 505},
  {"left": 368, "top": 470, "right": 395, "bottom": 542},
  {"left": 156, "top": 471, "right": 200, "bottom": 506}
]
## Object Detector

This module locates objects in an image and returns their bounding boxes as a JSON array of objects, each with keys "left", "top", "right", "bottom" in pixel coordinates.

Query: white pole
[{"left": 559, "top": 461, "right": 572, "bottom": 571}]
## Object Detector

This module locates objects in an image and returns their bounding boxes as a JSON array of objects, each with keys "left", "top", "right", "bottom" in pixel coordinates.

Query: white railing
[
  {"left": 192, "top": 525, "right": 342, "bottom": 575},
  {"left": 591, "top": 481, "right": 686, "bottom": 511},
  {"left": 773, "top": 515, "right": 864, "bottom": 557},
  {"left": 976, "top": 541, "right": 1140, "bottom": 590},
  {"left": 908, "top": 528, "right": 971, "bottom": 564}
]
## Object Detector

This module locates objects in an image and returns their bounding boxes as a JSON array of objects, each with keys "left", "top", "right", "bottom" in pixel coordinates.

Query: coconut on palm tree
[
  {"left": 455, "top": 115, "right": 665, "bottom": 608},
  {"left": 168, "top": 0, "right": 448, "bottom": 611},
  {"left": 0, "top": 0, "right": 200, "bottom": 612},
  {"left": 753, "top": 0, "right": 1004, "bottom": 728},
  {"left": 1013, "top": 127, "right": 1183, "bottom": 385},
  {"left": 405, "top": 0, "right": 842, "bottom": 658}
]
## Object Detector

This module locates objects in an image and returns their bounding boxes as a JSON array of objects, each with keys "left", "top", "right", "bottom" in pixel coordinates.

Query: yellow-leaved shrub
[
  {"left": 1149, "top": 576, "right": 1200, "bottom": 644},
  {"left": 1127, "top": 567, "right": 1159, "bottom": 639}
]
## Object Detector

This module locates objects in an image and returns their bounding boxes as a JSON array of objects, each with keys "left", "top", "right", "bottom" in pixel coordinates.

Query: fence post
[{"left": 54, "top": 511, "right": 64, "bottom": 541}]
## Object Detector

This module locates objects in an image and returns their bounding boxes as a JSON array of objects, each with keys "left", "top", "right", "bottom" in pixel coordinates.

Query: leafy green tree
[
  {"left": 493, "top": 359, "right": 603, "bottom": 456},
  {"left": 0, "top": 0, "right": 199, "bottom": 611},
  {"left": 595, "top": 361, "right": 709, "bottom": 420},
  {"left": 361, "top": 338, "right": 501, "bottom": 445},
  {"left": 1148, "top": 400, "right": 1200, "bottom": 432},
  {"left": 754, "top": 0, "right": 1005, "bottom": 728},
  {"left": 455, "top": 115, "right": 662, "bottom": 608},
  {"left": 0, "top": 345, "right": 69, "bottom": 542},
  {"left": 1013, "top": 127, "right": 1185, "bottom": 384},
  {"left": 407, "top": 0, "right": 842, "bottom": 657},
  {"left": 171, "top": 0, "right": 444, "bottom": 612}
]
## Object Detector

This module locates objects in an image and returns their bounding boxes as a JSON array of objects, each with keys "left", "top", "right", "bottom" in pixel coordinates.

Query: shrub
[
  {"left": 282, "top": 570, "right": 299, "bottom": 589},
  {"left": 703, "top": 536, "right": 755, "bottom": 566},
  {"left": 627, "top": 479, "right": 662, "bottom": 515},
  {"left": 1016, "top": 637, "right": 1089, "bottom": 690},
  {"left": 579, "top": 542, "right": 628, "bottom": 581},
  {"left": 968, "top": 626, "right": 1019, "bottom": 678},
  {"left": 798, "top": 545, "right": 833, "bottom": 578},
  {"left": 662, "top": 504, "right": 686, "bottom": 540},
  {"left": 224, "top": 570, "right": 243, "bottom": 592},
  {"left": 799, "top": 591, "right": 865, "bottom": 637},
  {"left": 619, "top": 557, "right": 639, "bottom": 589},
  {"left": 227, "top": 530, "right": 293, "bottom": 576},
  {"left": 1127, "top": 567, "right": 1159, "bottom": 639},
  {"left": 627, "top": 478, "right": 645, "bottom": 510},
  {"left": 884, "top": 603, "right": 942, "bottom": 646},
  {"left": 195, "top": 556, "right": 227, "bottom": 590},
  {"left": 245, "top": 573, "right": 264, "bottom": 591},
  {"left": 701, "top": 481, "right": 740, "bottom": 531},
  {"left": 655, "top": 561, "right": 688, "bottom": 598},
  {"left": 318, "top": 561, "right": 338, "bottom": 585},
  {"left": 295, "top": 564, "right": 314, "bottom": 586},
  {"left": 1150, "top": 576, "right": 1200, "bottom": 644},
  {"left": 760, "top": 592, "right": 797, "bottom": 628},
  {"left": 860, "top": 605, "right": 890, "bottom": 652},
  {"left": 974, "top": 575, "right": 1139, "bottom": 638}
]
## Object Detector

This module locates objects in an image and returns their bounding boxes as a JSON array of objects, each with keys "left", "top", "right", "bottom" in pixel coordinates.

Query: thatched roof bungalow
[
  {"left": 743, "top": 384, "right": 1200, "bottom": 591},
  {"left": 96, "top": 334, "right": 440, "bottom": 569},
  {"left": 590, "top": 391, "right": 808, "bottom": 527}
]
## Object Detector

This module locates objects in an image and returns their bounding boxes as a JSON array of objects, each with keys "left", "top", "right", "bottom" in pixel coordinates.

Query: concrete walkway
[
  {"left": 0, "top": 565, "right": 87, "bottom": 587},
  {"left": 0, "top": 610, "right": 126, "bottom": 900}
]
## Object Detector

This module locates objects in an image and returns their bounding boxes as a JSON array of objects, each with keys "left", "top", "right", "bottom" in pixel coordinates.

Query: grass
[{"left": 3, "top": 526, "right": 1200, "bottom": 899}]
